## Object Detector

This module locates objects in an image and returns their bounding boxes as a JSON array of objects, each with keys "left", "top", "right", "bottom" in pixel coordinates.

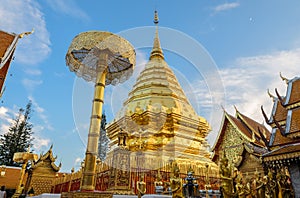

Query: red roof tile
[
  {"left": 238, "top": 112, "right": 271, "bottom": 142},
  {"left": 0, "top": 31, "right": 16, "bottom": 59},
  {"left": 289, "top": 107, "right": 300, "bottom": 134},
  {"left": 263, "top": 143, "right": 300, "bottom": 160},
  {"left": 227, "top": 113, "right": 253, "bottom": 140},
  {"left": 273, "top": 100, "right": 288, "bottom": 123}
]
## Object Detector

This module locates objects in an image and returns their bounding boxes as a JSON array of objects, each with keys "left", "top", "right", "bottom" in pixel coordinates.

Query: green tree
[
  {"left": 0, "top": 101, "right": 34, "bottom": 166},
  {"left": 98, "top": 113, "right": 110, "bottom": 161}
]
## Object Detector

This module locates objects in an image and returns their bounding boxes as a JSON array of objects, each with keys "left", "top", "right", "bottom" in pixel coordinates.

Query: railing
[{"left": 52, "top": 166, "right": 220, "bottom": 195}]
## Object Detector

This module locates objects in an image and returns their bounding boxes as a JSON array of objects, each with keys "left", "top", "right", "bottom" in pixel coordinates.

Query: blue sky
[{"left": 1, "top": 0, "right": 300, "bottom": 172}]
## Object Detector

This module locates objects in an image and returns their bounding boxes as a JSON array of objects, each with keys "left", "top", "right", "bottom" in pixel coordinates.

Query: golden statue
[
  {"left": 137, "top": 174, "right": 146, "bottom": 198},
  {"left": 254, "top": 171, "right": 265, "bottom": 198},
  {"left": 262, "top": 175, "right": 271, "bottom": 198},
  {"left": 268, "top": 169, "right": 277, "bottom": 198},
  {"left": 154, "top": 171, "right": 164, "bottom": 194},
  {"left": 276, "top": 170, "right": 293, "bottom": 198},
  {"left": 235, "top": 176, "right": 249, "bottom": 198},
  {"left": 170, "top": 162, "right": 183, "bottom": 198},
  {"left": 219, "top": 155, "right": 235, "bottom": 197}
]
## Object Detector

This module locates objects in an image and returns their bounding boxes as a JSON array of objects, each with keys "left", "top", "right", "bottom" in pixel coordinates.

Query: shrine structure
[
  {"left": 261, "top": 74, "right": 300, "bottom": 197},
  {"left": 212, "top": 108, "right": 270, "bottom": 176},
  {"left": 24, "top": 145, "right": 61, "bottom": 196},
  {"left": 103, "top": 11, "right": 218, "bottom": 194}
]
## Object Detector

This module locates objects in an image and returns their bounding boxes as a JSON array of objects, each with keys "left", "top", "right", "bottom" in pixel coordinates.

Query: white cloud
[
  {"left": 24, "top": 69, "right": 42, "bottom": 76},
  {"left": 0, "top": 106, "right": 14, "bottom": 135},
  {"left": 74, "top": 157, "right": 82, "bottom": 168},
  {"left": 28, "top": 96, "right": 52, "bottom": 153},
  {"left": 0, "top": 0, "right": 51, "bottom": 65},
  {"left": 213, "top": 2, "right": 240, "bottom": 13},
  {"left": 45, "top": 0, "right": 90, "bottom": 21},
  {"left": 32, "top": 133, "right": 50, "bottom": 151},
  {"left": 29, "top": 96, "right": 53, "bottom": 131},
  {"left": 194, "top": 48, "right": 300, "bottom": 144},
  {"left": 22, "top": 78, "right": 43, "bottom": 92}
]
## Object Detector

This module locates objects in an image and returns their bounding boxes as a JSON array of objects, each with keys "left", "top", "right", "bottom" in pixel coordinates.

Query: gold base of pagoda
[
  {"left": 61, "top": 191, "right": 113, "bottom": 198},
  {"left": 12, "top": 193, "right": 21, "bottom": 198},
  {"left": 106, "top": 187, "right": 135, "bottom": 195}
]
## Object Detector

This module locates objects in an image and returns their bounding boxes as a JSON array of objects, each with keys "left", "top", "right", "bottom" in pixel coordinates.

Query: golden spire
[{"left": 150, "top": 10, "right": 164, "bottom": 60}]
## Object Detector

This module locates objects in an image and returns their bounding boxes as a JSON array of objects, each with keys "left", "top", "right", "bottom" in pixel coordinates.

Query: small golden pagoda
[
  {"left": 104, "top": 11, "right": 218, "bottom": 194},
  {"left": 25, "top": 145, "right": 61, "bottom": 196}
]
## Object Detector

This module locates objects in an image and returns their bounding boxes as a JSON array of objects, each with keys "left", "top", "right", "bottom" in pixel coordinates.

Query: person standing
[{"left": 0, "top": 186, "right": 6, "bottom": 198}]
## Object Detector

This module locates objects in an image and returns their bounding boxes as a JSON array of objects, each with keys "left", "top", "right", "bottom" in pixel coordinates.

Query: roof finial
[
  {"left": 279, "top": 72, "right": 289, "bottom": 84},
  {"left": 154, "top": 10, "right": 159, "bottom": 25},
  {"left": 267, "top": 89, "right": 275, "bottom": 101},
  {"left": 19, "top": 28, "right": 34, "bottom": 38},
  {"left": 233, "top": 105, "right": 238, "bottom": 112},
  {"left": 150, "top": 10, "right": 164, "bottom": 60}
]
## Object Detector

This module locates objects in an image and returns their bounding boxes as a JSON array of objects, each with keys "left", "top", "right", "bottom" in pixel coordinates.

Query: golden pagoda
[{"left": 104, "top": 11, "right": 218, "bottom": 194}]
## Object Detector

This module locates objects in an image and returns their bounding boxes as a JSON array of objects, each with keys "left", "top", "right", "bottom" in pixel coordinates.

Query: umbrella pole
[{"left": 81, "top": 53, "right": 107, "bottom": 191}]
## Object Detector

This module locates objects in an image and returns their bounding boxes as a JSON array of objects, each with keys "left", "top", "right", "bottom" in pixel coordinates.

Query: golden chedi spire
[{"left": 106, "top": 10, "right": 217, "bottom": 180}]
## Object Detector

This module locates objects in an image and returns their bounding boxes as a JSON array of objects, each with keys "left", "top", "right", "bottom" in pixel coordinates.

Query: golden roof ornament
[
  {"left": 154, "top": 10, "right": 159, "bottom": 24},
  {"left": 267, "top": 89, "right": 276, "bottom": 101},
  {"left": 19, "top": 28, "right": 34, "bottom": 38},
  {"left": 279, "top": 72, "right": 289, "bottom": 84}
]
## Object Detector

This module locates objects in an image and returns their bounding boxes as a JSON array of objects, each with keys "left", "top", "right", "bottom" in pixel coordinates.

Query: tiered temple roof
[
  {"left": 261, "top": 75, "right": 300, "bottom": 164},
  {"left": 26, "top": 145, "right": 61, "bottom": 196}
]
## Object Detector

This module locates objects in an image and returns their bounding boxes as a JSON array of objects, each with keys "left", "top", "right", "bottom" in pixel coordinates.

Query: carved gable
[{"left": 219, "top": 121, "right": 244, "bottom": 166}]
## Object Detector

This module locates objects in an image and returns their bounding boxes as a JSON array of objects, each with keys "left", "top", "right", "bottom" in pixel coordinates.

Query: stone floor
[{"left": 112, "top": 195, "right": 171, "bottom": 198}]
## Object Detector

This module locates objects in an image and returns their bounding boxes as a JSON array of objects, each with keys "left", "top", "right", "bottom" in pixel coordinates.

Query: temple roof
[
  {"left": 267, "top": 98, "right": 288, "bottom": 124},
  {"left": 31, "top": 145, "right": 61, "bottom": 172},
  {"left": 236, "top": 111, "right": 271, "bottom": 141},
  {"left": 283, "top": 76, "right": 300, "bottom": 106},
  {"left": 0, "top": 30, "right": 19, "bottom": 96},
  {"left": 262, "top": 75, "right": 300, "bottom": 162},
  {"left": 263, "top": 142, "right": 300, "bottom": 162},
  {"left": 270, "top": 128, "right": 293, "bottom": 146},
  {"left": 0, "top": 30, "right": 18, "bottom": 67}
]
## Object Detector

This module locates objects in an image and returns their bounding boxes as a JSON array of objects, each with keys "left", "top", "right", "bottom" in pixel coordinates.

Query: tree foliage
[
  {"left": 0, "top": 101, "right": 34, "bottom": 166},
  {"left": 98, "top": 113, "right": 110, "bottom": 161}
]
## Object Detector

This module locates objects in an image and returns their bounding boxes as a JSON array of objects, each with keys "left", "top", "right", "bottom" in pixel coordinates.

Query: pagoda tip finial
[
  {"left": 150, "top": 10, "right": 164, "bottom": 60},
  {"left": 154, "top": 10, "right": 159, "bottom": 25}
]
